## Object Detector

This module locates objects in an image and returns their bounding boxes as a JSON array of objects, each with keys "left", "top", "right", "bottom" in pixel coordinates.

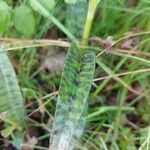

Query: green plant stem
[
  {"left": 48, "top": 13, "right": 78, "bottom": 43},
  {"left": 81, "top": 0, "right": 100, "bottom": 46},
  {"left": 30, "top": 0, "right": 77, "bottom": 43},
  {"left": 87, "top": 106, "right": 134, "bottom": 120}
]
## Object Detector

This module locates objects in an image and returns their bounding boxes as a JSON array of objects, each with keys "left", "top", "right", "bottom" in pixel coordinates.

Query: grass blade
[{"left": 30, "top": 0, "right": 77, "bottom": 42}]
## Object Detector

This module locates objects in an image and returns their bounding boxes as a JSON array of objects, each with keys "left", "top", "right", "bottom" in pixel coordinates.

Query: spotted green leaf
[
  {"left": 50, "top": 0, "right": 94, "bottom": 149},
  {"left": 50, "top": 45, "right": 95, "bottom": 149},
  {"left": 66, "top": 0, "right": 87, "bottom": 38},
  {"left": 0, "top": 47, "right": 25, "bottom": 148}
]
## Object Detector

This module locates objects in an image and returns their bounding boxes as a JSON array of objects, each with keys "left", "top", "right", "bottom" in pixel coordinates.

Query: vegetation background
[{"left": 0, "top": 0, "right": 150, "bottom": 149}]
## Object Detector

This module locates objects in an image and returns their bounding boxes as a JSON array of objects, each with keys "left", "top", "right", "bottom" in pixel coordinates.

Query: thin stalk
[
  {"left": 48, "top": 13, "right": 78, "bottom": 43},
  {"left": 30, "top": 0, "right": 77, "bottom": 43},
  {"left": 87, "top": 106, "right": 134, "bottom": 120},
  {"left": 81, "top": 0, "right": 101, "bottom": 46}
]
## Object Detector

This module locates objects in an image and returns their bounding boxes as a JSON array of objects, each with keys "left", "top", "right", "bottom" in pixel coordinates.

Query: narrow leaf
[
  {"left": 0, "top": 48, "right": 25, "bottom": 127},
  {"left": 50, "top": 46, "right": 95, "bottom": 149},
  {"left": 30, "top": 0, "right": 50, "bottom": 17},
  {"left": 30, "top": 0, "right": 76, "bottom": 41},
  {"left": 0, "top": 47, "right": 25, "bottom": 148},
  {"left": 66, "top": 0, "right": 88, "bottom": 38},
  {"left": 50, "top": 0, "right": 94, "bottom": 149}
]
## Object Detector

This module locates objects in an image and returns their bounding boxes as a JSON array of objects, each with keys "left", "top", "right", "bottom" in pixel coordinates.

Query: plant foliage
[
  {"left": 12, "top": 5, "right": 36, "bottom": 37},
  {"left": 0, "top": 48, "right": 25, "bottom": 148},
  {"left": 50, "top": 0, "right": 96, "bottom": 149},
  {"left": 50, "top": 46, "right": 95, "bottom": 149},
  {"left": 0, "top": 1, "right": 11, "bottom": 35}
]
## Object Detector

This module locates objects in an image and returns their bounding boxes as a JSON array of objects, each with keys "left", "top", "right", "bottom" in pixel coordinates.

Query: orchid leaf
[{"left": 0, "top": 47, "right": 25, "bottom": 148}]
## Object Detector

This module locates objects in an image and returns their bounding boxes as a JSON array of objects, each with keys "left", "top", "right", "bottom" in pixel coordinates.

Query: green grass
[{"left": 0, "top": 0, "right": 150, "bottom": 149}]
